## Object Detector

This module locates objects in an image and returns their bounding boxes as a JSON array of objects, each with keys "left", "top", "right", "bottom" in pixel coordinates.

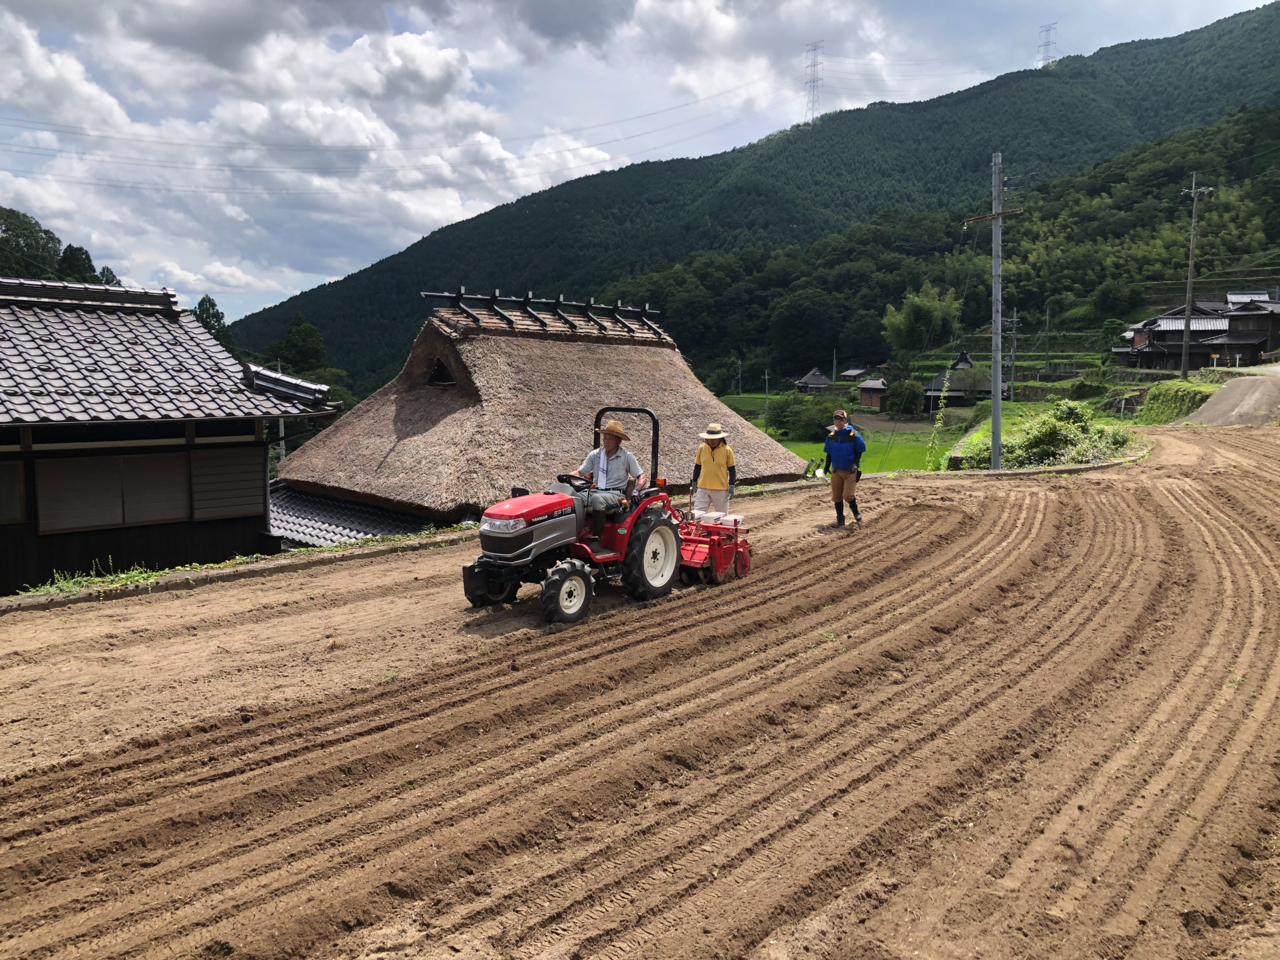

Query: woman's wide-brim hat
[
  {"left": 599, "top": 419, "right": 631, "bottom": 441},
  {"left": 699, "top": 422, "right": 728, "bottom": 440}
]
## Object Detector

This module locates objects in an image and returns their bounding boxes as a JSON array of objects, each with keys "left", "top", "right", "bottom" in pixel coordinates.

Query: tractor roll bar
[{"left": 594, "top": 407, "right": 659, "bottom": 482}]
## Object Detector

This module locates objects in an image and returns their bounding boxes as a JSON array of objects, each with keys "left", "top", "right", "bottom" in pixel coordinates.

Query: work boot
[
  {"left": 589, "top": 509, "right": 606, "bottom": 549},
  {"left": 833, "top": 502, "right": 845, "bottom": 528},
  {"left": 849, "top": 499, "right": 862, "bottom": 524}
]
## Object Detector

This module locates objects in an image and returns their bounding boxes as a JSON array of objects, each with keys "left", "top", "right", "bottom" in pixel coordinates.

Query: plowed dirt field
[{"left": 4, "top": 426, "right": 1280, "bottom": 960}]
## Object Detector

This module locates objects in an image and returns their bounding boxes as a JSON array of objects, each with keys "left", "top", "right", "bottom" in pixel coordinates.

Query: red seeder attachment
[{"left": 678, "top": 512, "right": 752, "bottom": 585}]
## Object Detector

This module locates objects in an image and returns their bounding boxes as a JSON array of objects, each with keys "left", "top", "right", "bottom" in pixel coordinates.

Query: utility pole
[
  {"left": 1009, "top": 308, "right": 1018, "bottom": 403},
  {"left": 763, "top": 370, "right": 771, "bottom": 433},
  {"left": 832, "top": 348, "right": 837, "bottom": 386},
  {"left": 1180, "top": 172, "right": 1213, "bottom": 379},
  {"left": 276, "top": 358, "right": 286, "bottom": 460},
  {"left": 737, "top": 358, "right": 743, "bottom": 396},
  {"left": 963, "top": 154, "right": 1020, "bottom": 468},
  {"left": 1043, "top": 306, "right": 1051, "bottom": 376},
  {"left": 804, "top": 41, "right": 823, "bottom": 124},
  {"left": 991, "top": 153, "right": 1003, "bottom": 468}
]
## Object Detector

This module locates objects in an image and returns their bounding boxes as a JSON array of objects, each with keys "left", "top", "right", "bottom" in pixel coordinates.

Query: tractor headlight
[{"left": 481, "top": 516, "right": 529, "bottom": 534}]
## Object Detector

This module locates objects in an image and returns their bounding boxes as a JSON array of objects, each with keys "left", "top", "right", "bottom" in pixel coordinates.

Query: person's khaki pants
[
  {"left": 830, "top": 469, "right": 858, "bottom": 503},
  {"left": 693, "top": 487, "right": 729, "bottom": 514}
]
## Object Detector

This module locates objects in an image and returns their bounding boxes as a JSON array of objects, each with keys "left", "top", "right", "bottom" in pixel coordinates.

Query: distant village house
[
  {"left": 858, "top": 377, "right": 888, "bottom": 412},
  {"left": 1115, "top": 292, "right": 1280, "bottom": 370},
  {"left": 793, "top": 368, "right": 830, "bottom": 394}
]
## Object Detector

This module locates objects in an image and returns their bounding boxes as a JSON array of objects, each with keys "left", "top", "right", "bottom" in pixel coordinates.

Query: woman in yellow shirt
[{"left": 691, "top": 423, "right": 737, "bottom": 515}]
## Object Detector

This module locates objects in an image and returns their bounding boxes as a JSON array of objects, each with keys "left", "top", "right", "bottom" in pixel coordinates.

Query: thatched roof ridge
[
  {"left": 280, "top": 311, "right": 805, "bottom": 521},
  {"left": 424, "top": 291, "right": 670, "bottom": 345}
]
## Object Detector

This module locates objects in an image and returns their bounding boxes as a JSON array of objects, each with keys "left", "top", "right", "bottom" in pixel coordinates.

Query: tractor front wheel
[
  {"left": 540, "top": 560, "right": 594, "bottom": 623},
  {"left": 468, "top": 578, "right": 520, "bottom": 608},
  {"left": 623, "top": 510, "right": 682, "bottom": 601}
]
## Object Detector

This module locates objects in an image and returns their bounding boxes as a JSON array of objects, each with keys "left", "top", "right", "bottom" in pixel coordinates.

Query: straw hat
[
  {"left": 699, "top": 422, "right": 728, "bottom": 440},
  {"left": 599, "top": 419, "right": 630, "bottom": 441}
]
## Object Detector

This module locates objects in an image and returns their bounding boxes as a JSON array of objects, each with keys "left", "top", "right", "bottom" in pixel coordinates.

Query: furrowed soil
[{"left": 4, "top": 426, "right": 1280, "bottom": 960}]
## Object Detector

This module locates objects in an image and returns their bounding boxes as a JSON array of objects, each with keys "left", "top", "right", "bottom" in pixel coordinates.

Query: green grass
[
  {"left": 780, "top": 433, "right": 956, "bottom": 472},
  {"left": 11, "top": 525, "right": 468, "bottom": 598},
  {"left": 1137, "top": 380, "right": 1220, "bottom": 424},
  {"left": 745, "top": 415, "right": 959, "bottom": 471}
]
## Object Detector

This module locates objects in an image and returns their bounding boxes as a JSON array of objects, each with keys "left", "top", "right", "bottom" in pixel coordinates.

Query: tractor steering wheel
[{"left": 556, "top": 474, "right": 592, "bottom": 493}]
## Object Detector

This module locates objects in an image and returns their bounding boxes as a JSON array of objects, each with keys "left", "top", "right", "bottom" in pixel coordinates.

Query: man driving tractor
[{"left": 571, "top": 418, "right": 647, "bottom": 547}]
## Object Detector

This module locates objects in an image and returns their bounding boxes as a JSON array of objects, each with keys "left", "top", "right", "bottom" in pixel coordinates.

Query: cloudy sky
[{"left": 0, "top": 0, "right": 1263, "bottom": 319}]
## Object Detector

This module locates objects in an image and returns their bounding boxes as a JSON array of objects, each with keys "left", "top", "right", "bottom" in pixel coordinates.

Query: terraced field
[{"left": 3, "top": 426, "right": 1280, "bottom": 960}]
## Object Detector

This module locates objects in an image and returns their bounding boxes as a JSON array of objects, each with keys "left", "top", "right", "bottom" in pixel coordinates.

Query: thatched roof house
[{"left": 279, "top": 291, "right": 805, "bottom": 520}]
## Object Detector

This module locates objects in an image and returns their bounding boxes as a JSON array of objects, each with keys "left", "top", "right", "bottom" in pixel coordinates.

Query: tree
[
  {"left": 882, "top": 282, "right": 961, "bottom": 356},
  {"left": 1096, "top": 317, "right": 1129, "bottom": 349},
  {"left": 767, "top": 288, "right": 845, "bottom": 375},
  {"left": 98, "top": 265, "right": 122, "bottom": 287},
  {"left": 1096, "top": 317, "right": 1129, "bottom": 365},
  {"left": 1090, "top": 281, "right": 1141, "bottom": 321},
  {"left": 57, "top": 245, "right": 96, "bottom": 283},
  {"left": 295, "top": 366, "right": 358, "bottom": 410},
  {"left": 887, "top": 379, "right": 925, "bottom": 417},
  {"left": 194, "top": 295, "right": 237, "bottom": 353},
  {"left": 0, "top": 206, "right": 61, "bottom": 279},
  {"left": 278, "top": 312, "right": 327, "bottom": 372}
]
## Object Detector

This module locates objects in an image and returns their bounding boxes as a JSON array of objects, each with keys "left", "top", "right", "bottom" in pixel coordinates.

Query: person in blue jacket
[{"left": 822, "top": 410, "right": 866, "bottom": 527}]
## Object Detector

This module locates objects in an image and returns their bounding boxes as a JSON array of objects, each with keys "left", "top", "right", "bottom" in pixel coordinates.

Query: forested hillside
[
  {"left": 232, "top": 4, "right": 1280, "bottom": 395},
  {"left": 603, "top": 106, "right": 1280, "bottom": 390}
]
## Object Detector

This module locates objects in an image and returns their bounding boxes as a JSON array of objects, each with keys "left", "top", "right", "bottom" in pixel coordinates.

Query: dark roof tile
[
  {"left": 0, "top": 277, "right": 341, "bottom": 424},
  {"left": 268, "top": 481, "right": 429, "bottom": 547}
]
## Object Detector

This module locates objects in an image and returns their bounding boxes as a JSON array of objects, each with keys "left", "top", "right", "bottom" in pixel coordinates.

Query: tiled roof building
[
  {"left": 0, "top": 278, "right": 339, "bottom": 593},
  {"left": 1116, "top": 293, "right": 1280, "bottom": 370}
]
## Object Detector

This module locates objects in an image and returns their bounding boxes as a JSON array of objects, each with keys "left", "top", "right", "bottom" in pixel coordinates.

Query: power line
[
  {"left": 804, "top": 41, "right": 824, "bottom": 124},
  {"left": 0, "top": 90, "right": 806, "bottom": 198},
  {"left": 0, "top": 79, "right": 805, "bottom": 178},
  {"left": 824, "top": 53, "right": 996, "bottom": 64},
  {"left": 0, "top": 74, "right": 785, "bottom": 156}
]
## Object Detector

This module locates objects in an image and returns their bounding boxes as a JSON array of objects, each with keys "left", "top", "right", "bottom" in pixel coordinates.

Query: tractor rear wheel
[
  {"left": 540, "top": 560, "right": 594, "bottom": 623},
  {"left": 623, "top": 510, "right": 682, "bottom": 601}
]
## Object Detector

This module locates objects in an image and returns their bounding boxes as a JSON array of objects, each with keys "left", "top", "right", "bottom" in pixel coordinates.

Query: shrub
[
  {"left": 887, "top": 379, "right": 924, "bottom": 417},
  {"left": 1068, "top": 380, "right": 1108, "bottom": 400},
  {"left": 957, "top": 436, "right": 992, "bottom": 470},
  {"left": 952, "top": 397, "right": 1134, "bottom": 470},
  {"left": 764, "top": 391, "right": 845, "bottom": 440},
  {"left": 1049, "top": 399, "right": 1092, "bottom": 426},
  {"left": 1003, "top": 417, "right": 1086, "bottom": 468},
  {"left": 1137, "top": 380, "right": 1219, "bottom": 425}
]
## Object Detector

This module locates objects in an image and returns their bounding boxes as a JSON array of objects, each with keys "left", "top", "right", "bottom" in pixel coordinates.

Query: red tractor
[{"left": 462, "top": 407, "right": 752, "bottom": 622}]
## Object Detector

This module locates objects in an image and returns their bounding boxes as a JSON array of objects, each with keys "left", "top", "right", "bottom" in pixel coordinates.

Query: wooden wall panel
[
  {"left": 0, "top": 462, "right": 22, "bottom": 524},
  {"left": 191, "top": 447, "right": 265, "bottom": 520},
  {"left": 35, "top": 457, "right": 123, "bottom": 533},
  {"left": 123, "top": 453, "right": 191, "bottom": 525}
]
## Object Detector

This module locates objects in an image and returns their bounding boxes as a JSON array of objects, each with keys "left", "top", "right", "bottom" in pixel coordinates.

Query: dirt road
[{"left": 3, "top": 426, "right": 1280, "bottom": 960}]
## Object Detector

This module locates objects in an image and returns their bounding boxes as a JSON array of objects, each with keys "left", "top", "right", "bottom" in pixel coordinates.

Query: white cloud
[
  {"left": 0, "top": 0, "right": 1263, "bottom": 323},
  {"left": 201, "top": 262, "right": 284, "bottom": 291}
]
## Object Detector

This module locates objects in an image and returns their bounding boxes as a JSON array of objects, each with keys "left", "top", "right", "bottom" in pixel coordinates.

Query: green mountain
[
  {"left": 232, "top": 4, "right": 1280, "bottom": 395},
  {"left": 600, "top": 105, "right": 1280, "bottom": 389}
]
